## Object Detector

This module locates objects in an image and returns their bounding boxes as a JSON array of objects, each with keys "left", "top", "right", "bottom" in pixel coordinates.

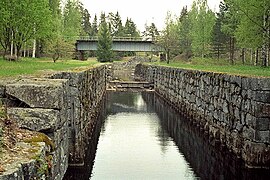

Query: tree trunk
[
  {"left": 32, "top": 39, "right": 36, "bottom": 58},
  {"left": 217, "top": 45, "right": 220, "bottom": 60},
  {"left": 255, "top": 48, "right": 259, "bottom": 66},
  {"left": 23, "top": 42, "right": 26, "bottom": 57},
  {"left": 10, "top": 31, "right": 13, "bottom": 56},
  {"left": 229, "top": 37, "right": 234, "bottom": 64},
  {"left": 261, "top": 9, "right": 269, "bottom": 67},
  {"left": 14, "top": 45, "right": 17, "bottom": 57},
  {"left": 166, "top": 50, "right": 170, "bottom": 64},
  {"left": 241, "top": 48, "right": 246, "bottom": 64},
  {"left": 250, "top": 49, "right": 253, "bottom": 65}
]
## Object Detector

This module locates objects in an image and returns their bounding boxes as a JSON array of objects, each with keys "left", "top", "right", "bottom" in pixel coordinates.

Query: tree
[
  {"left": 177, "top": 6, "right": 192, "bottom": 57},
  {"left": 227, "top": 0, "right": 270, "bottom": 66},
  {"left": 0, "top": 0, "right": 52, "bottom": 58},
  {"left": 157, "top": 12, "right": 179, "bottom": 64},
  {"left": 90, "top": 14, "right": 98, "bottom": 37},
  {"left": 97, "top": 13, "right": 113, "bottom": 62},
  {"left": 143, "top": 22, "right": 159, "bottom": 41},
  {"left": 211, "top": 4, "right": 230, "bottom": 60},
  {"left": 81, "top": 9, "right": 91, "bottom": 36},
  {"left": 124, "top": 18, "right": 140, "bottom": 37},
  {"left": 63, "top": 0, "right": 82, "bottom": 38},
  {"left": 220, "top": 0, "right": 239, "bottom": 64},
  {"left": 107, "top": 11, "right": 124, "bottom": 37},
  {"left": 189, "top": 0, "right": 215, "bottom": 58}
]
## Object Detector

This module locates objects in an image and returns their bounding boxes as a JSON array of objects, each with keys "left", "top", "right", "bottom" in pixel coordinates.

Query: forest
[{"left": 0, "top": 0, "right": 269, "bottom": 66}]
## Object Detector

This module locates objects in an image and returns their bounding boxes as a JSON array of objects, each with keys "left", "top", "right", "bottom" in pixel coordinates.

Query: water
[
  {"left": 64, "top": 92, "right": 270, "bottom": 180},
  {"left": 91, "top": 92, "right": 196, "bottom": 179}
]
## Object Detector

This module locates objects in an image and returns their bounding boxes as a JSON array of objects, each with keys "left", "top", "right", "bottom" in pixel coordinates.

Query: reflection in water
[
  {"left": 64, "top": 92, "right": 270, "bottom": 180},
  {"left": 143, "top": 92, "right": 270, "bottom": 180},
  {"left": 91, "top": 92, "right": 197, "bottom": 179}
]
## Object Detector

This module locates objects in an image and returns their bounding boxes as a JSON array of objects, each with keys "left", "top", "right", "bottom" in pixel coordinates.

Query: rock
[
  {"left": 255, "top": 130, "right": 270, "bottom": 143},
  {"left": 7, "top": 108, "right": 60, "bottom": 132},
  {"left": 255, "top": 118, "right": 270, "bottom": 131},
  {"left": 6, "top": 78, "right": 68, "bottom": 109},
  {"left": 254, "top": 91, "right": 270, "bottom": 103}
]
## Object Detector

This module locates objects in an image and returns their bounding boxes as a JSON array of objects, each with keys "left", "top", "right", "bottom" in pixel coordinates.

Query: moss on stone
[{"left": 24, "top": 132, "right": 55, "bottom": 152}]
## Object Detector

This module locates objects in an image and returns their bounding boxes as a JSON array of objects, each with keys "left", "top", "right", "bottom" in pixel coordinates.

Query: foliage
[
  {"left": 176, "top": 6, "right": 192, "bottom": 56},
  {"left": 97, "top": 13, "right": 113, "bottom": 62},
  {"left": 143, "top": 22, "right": 159, "bottom": 40},
  {"left": 211, "top": 7, "right": 230, "bottom": 59},
  {"left": 62, "top": 0, "right": 83, "bottom": 38},
  {"left": 157, "top": 12, "right": 180, "bottom": 63},
  {"left": 0, "top": 0, "right": 52, "bottom": 56},
  {"left": 189, "top": 0, "right": 215, "bottom": 58}
]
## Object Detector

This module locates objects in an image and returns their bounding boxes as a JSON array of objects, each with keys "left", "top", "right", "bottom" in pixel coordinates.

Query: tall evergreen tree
[
  {"left": 143, "top": 22, "right": 159, "bottom": 41},
  {"left": 81, "top": 9, "right": 91, "bottom": 36},
  {"left": 220, "top": 0, "right": 239, "bottom": 64},
  {"left": 108, "top": 11, "right": 124, "bottom": 37},
  {"left": 177, "top": 6, "right": 192, "bottom": 56},
  {"left": 91, "top": 14, "right": 98, "bottom": 37},
  {"left": 124, "top": 18, "right": 140, "bottom": 37},
  {"left": 97, "top": 12, "right": 113, "bottom": 62},
  {"left": 211, "top": 4, "right": 229, "bottom": 59}
]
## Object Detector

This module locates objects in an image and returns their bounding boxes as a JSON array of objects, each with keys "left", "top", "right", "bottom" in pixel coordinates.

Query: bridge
[{"left": 75, "top": 36, "right": 162, "bottom": 52}]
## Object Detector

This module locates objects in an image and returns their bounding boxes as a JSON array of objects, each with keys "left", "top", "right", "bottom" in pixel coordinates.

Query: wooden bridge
[{"left": 75, "top": 36, "right": 162, "bottom": 52}]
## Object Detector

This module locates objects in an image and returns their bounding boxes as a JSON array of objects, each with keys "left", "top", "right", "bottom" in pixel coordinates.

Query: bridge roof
[
  {"left": 75, "top": 36, "right": 162, "bottom": 52},
  {"left": 75, "top": 36, "right": 154, "bottom": 43}
]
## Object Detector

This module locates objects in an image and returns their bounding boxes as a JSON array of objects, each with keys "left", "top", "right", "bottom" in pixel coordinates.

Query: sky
[{"left": 81, "top": 0, "right": 222, "bottom": 32}]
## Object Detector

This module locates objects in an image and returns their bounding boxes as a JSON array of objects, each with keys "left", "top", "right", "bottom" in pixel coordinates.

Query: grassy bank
[
  {"left": 0, "top": 58, "right": 99, "bottom": 78},
  {"left": 151, "top": 58, "right": 270, "bottom": 78}
]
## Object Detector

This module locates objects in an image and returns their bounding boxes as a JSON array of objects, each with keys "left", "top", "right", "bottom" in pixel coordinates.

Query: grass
[
  {"left": 150, "top": 58, "right": 270, "bottom": 78},
  {"left": 0, "top": 57, "right": 99, "bottom": 78}
]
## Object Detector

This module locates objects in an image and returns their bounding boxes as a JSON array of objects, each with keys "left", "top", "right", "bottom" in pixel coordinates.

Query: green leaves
[
  {"left": 97, "top": 14, "right": 113, "bottom": 62},
  {"left": 189, "top": 0, "right": 215, "bottom": 58}
]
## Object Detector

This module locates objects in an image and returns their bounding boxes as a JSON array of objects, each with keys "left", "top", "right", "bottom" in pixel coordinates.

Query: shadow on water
[
  {"left": 142, "top": 92, "right": 270, "bottom": 180},
  {"left": 63, "top": 99, "right": 107, "bottom": 180},
  {"left": 64, "top": 92, "right": 270, "bottom": 180}
]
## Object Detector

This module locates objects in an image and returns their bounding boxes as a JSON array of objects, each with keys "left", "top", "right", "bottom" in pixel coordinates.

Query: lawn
[
  {"left": 150, "top": 58, "right": 270, "bottom": 78},
  {"left": 0, "top": 57, "right": 99, "bottom": 78}
]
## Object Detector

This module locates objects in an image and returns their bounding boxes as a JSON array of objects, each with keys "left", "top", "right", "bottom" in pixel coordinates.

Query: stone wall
[
  {"left": 135, "top": 64, "right": 270, "bottom": 167},
  {"left": 0, "top": 142, "right": 48, "bottom": 180},
  {"left": 50, "top": 65, "right": 107, "bottom": 166},
  {"left": 107, "top": 57, "right": 152, "bottom": 82},
  {"left": 0, "top": 65, "right": 107, "bottom": 179}
]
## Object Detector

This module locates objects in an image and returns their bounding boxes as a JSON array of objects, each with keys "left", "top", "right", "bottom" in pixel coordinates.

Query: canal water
[{"left": 65, "top": 92, "right": 270, "bottom": 180}]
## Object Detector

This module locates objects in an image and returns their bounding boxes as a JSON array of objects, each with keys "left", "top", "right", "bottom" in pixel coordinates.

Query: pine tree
[
  {"left": 143, "top": 22, "right": 159, "bottom": 41},
  {"left": 211, "top": 6, "right": 229, "bottom": 60},
  {"left": 124, "top": 18, "right": 140, "bottom": 37},
  {"left": 177, "top": 6, "right": 192, "bottom": 56},
  {"left": 90, "top": 14, "right": 98, "bottom": 37},
  {"left": 97, "top": 13, "right": 113, "bottom": 62},
  {"left": 82, "top": 9, "right": 91, "bottom": 36}
]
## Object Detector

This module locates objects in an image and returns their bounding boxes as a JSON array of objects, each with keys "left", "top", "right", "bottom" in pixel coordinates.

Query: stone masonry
[
  {"left": 0, "top": 65, "right": 107, "bottom": 179},
  {"left": 135, "top": 64, "right": 270, "bottom": 167}
]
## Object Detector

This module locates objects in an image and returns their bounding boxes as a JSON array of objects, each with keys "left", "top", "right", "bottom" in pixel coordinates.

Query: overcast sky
[{"left": 81, "top": 0, "right": 221, "bottom": 32}]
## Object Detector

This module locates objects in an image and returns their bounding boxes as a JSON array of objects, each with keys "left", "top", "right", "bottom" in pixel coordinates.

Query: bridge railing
[{"left": 65, "top": 36, "right": 154, "bottom": 42}]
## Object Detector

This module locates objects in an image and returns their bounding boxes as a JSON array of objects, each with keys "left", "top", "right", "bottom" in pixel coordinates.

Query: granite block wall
[{"left": 135, "top": 64, "right": 270, "bottom": 167}]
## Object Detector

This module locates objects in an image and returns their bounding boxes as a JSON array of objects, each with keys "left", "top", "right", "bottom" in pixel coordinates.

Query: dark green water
[{"left": 65, "top": 92, "right": 270, "bottom": 180}]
